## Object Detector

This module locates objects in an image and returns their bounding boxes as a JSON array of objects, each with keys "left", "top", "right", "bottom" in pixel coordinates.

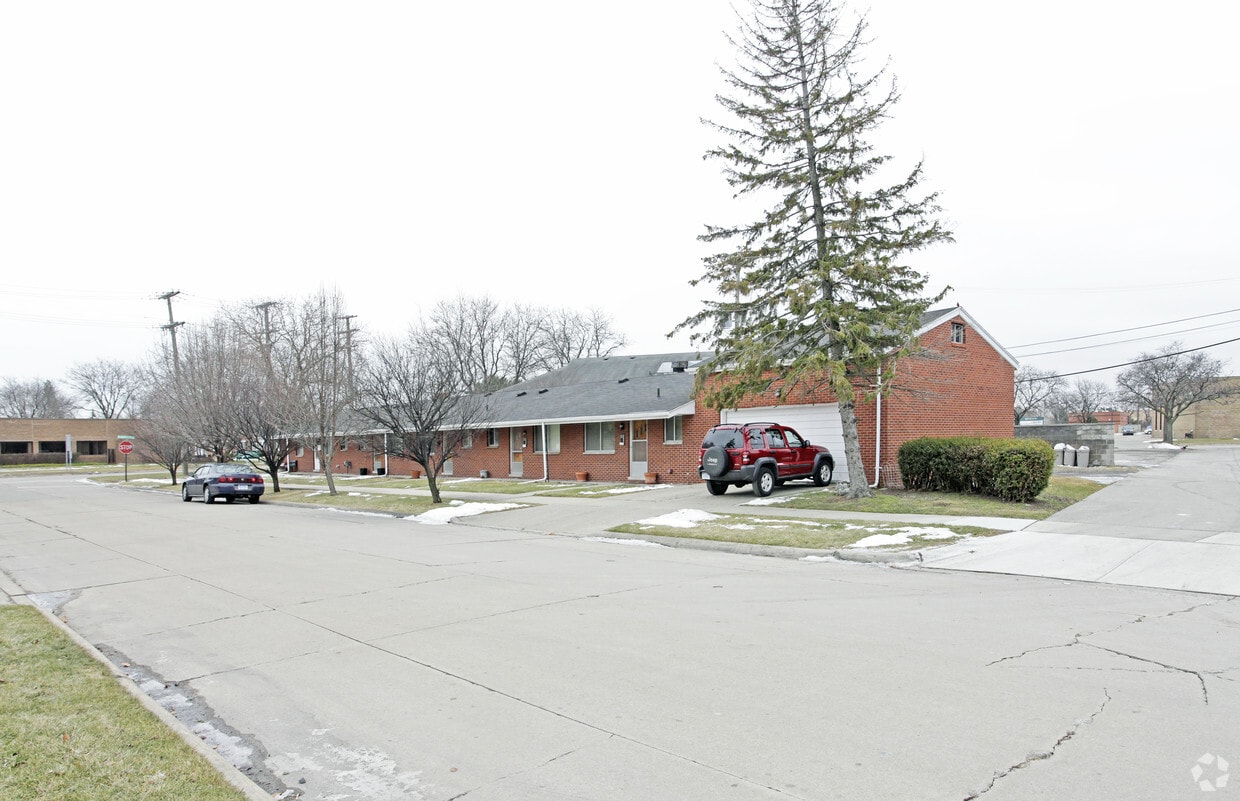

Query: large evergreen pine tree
[{"left": 680, "top": 0, "right": 952, "bottom": 497}]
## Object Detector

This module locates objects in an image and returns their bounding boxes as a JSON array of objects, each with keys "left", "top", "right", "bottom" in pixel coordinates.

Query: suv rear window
[{"left": 702, "top": 428, "right": 744, "bottom": 449}]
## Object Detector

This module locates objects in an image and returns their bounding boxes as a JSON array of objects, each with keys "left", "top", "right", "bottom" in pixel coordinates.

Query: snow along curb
[{"left": 17, "top": 599, "right": 275, "bottom": 801}]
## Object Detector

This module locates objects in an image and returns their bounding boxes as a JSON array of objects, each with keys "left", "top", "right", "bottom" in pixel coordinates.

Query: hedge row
[{"left": 897, "top": 437, "right": 1054, "bottom": 502}]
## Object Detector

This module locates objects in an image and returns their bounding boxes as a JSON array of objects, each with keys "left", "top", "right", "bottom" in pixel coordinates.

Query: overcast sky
[{"left": 3, "top": 1, "right": 1238, "bottom": 390}]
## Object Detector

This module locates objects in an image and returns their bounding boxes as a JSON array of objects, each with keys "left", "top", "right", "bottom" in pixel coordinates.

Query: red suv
[{"left": 698, "top": 422, "right": 835, "bottom": 497}]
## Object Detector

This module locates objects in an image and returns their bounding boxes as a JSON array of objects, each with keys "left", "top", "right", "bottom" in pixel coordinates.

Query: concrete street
[{"left": 1, "top": 457, "right": 1238, "bottom": 801}]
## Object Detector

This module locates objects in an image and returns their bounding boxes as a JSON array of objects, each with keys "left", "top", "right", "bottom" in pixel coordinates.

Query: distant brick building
[
  {"left": 1173, "top": 377, "right": 1240, "bottom": 438},
  {"left": 1068, "top": 410, "right": 1130, "bottom": 432},
  {"left": 0, "top": 418, "right": 137, "bottom": 465}
]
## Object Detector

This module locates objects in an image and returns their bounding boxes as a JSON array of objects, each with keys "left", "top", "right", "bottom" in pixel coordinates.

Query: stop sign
[{"left": 118, "top": 440, "right": 134, "bottom": 455}]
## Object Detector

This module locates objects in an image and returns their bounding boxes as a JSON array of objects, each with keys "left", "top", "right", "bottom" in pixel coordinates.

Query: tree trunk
[
  {"left": 838, "top": 397, "right": 872, "bottom": 498},
  {"left": 320, "top": 440, "right": 338, "bottom": 496},
  {"left": 426, "top": 469, "right": 442, "bottom": 504}
]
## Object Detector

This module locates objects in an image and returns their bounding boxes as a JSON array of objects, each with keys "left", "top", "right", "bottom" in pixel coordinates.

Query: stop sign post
[{"left": 118, "top": 436, "right": 135, "bottom": 481}]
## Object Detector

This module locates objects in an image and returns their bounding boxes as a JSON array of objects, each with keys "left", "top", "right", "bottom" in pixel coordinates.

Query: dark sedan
[{"left": 182, "top": 463, "right": 265, "bottom": 504}]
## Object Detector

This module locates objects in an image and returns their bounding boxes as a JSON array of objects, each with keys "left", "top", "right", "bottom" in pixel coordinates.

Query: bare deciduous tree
[
  {"left": 357, "top": 329, "right": 489, "bottom": 504},
  {"left": 537, "top": 306, "right": 627, "bottom": 371},
  {"left": 134, "top": 387, "right": 192, "bottom": 484},
  {"left": 279, "top": 288, "right": 361, "bottom": 496},
  {"left": 1058, "top": 379, "right": 1112, "bottom": 424},
  {"left": 1014, "top": 366, "right": 1065, "bottom": 424},
  {"left": 0, "top": 378, "right": 76, "bottom": 418},
  {"left": 66, "top": 359, "right": 143, "bottom": 419},
  {"left": 1115, "top": 342, "right": 1239, "bottom": 442}
]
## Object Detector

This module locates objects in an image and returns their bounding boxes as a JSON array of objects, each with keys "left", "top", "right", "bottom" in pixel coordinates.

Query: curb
[
  {"left": 16, "top": 599, "right": 276, "bottom": 801},
  {"left": 572, "top": 531, "right": 923, "bottom": 563}
]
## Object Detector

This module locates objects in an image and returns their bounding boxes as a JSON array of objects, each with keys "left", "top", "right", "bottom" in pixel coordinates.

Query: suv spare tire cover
[{"left": 702, "top": 446, "right": 730, "bottom": 477}]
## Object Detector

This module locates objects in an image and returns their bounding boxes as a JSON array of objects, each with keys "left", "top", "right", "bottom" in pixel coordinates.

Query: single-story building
[
  {"left": 322, "top": 306, "right": 1017, "bottom": 487},
  {"left": 0, "top": 418, "right": 138, "bottom": 465}
]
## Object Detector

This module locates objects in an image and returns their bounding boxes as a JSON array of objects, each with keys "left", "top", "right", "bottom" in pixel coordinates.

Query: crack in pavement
[
  {"left": 1081, "top": 643, "right": 1210, "bottom": 704},
  {"left": 986, "top": 598, "right": 1228, "bottom": 705},
  {"left": 442, "top": 736, "right": 613, "bottom": 801},
  {"left": 964, "top": 689, "right": 1111, "bottom": 800}
]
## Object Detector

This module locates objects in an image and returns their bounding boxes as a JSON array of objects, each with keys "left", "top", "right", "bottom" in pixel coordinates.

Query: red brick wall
[{"left": 878, "top": 317, "right": 1015, "bottom": 484}]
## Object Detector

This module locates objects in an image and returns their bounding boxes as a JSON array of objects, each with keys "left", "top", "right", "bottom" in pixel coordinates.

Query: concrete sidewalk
[{"left": 923, "top": 445, "right": 1240, "bottom": 596}]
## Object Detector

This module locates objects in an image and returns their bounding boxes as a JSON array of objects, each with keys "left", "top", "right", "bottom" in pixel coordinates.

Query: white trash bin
[
  {"left": 1054, "top": 443, "right": 1068, "bottom": 466},
  {"left": 1075, "top": 445, "right": 1090, "bottom": 467}
]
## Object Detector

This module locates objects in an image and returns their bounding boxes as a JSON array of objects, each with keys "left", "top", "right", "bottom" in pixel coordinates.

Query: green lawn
[
  {"left": 610, "top": 511, "right": 1002, "bottom": 550},
  {"left": 0, "top": 605, "right": 249, "bottom": 801}
]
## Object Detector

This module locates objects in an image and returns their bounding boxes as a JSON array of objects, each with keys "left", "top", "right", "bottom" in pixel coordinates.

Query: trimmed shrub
[{"left": 898, "top": 437, "right": 1054, "bottom": 503}]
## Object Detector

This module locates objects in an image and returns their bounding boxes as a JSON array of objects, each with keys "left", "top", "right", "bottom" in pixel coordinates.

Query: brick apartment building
[{"left": 314, "top": 306, "right": 1017, "bottom": 488}]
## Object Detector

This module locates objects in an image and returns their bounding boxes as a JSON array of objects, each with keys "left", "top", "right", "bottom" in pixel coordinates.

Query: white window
[
  {"left": 664, "top": 416, "right": 683, "bottom": 444},
  {"left": 461, "top": 431, "right": 473, "bottom": 449},
  {"left": 584, "top": 421, "right": 616, "bottom": 453},
  {"left": 487, "top": 428, "right": 499, "bottom": 447},
  {"left": 951, "top": 322, "right": 966, "bottom": 344},
  {"left": 533, "top": 424, "right": 561, "bottom": 454}
]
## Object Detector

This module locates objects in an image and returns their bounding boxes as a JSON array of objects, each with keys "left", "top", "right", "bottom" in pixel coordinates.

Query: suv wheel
[
  {"left": 754, "top": 466, "right": 776, "bottom": 497},
  {"left": 813, "top": 461, "right": 833, "bottom": 487},
  {"left": 706, "top": 480, "right": 727, "bottom": 496}
]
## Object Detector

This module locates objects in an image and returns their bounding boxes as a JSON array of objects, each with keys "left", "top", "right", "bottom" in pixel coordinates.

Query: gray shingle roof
[{"left": 475, "top": 352, "right": 709, "bottom": 426}]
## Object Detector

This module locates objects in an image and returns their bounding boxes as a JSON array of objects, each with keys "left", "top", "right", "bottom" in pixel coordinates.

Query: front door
[
  {"left": 628, "top": 420, "right": 648, "bottom": 479},
  {"left": 510, "top": 427, "right": 524, "bottom": 477}
]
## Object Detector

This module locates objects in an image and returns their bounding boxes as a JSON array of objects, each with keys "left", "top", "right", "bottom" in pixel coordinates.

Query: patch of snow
[
  {"left": 406, "top": 502, "right": 523, "bottom": 525},
  {"left": 1149, "top": 442, "right": 1186, "bottom": 450},
  {"left": 1080, "top": 475, "right": 1127, "bottom": 485},
  {"left": 849, "top": 526, "right": 959, "bottom": 548},
  {"left": 582, "top": 536, "right": 668, "bottom": 548},
  {"left": 128, "top": 478, "right": 167, "bottom": 484},
  {"left": 323, "top": 508, "right": 394, "bottom": 518},
  {"left": 583, "top": 484, "right": 673, "bottom": 496},
  {"left": 635, "top": 509, "right": 724, "bottom": 528},
  {"left": 744, "top": 496, "right": 791, "bottom": 506}
]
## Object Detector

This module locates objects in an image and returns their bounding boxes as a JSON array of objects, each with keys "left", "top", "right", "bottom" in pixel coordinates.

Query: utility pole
[
  {"left": 338, "top": 314, "right": 357, "bottom": 383},
  {"left": 255, "top": 300, "right": 278, "bottom": 374},
  {"left": 157, "top": 290, "right": 184, "bottom": 380}
]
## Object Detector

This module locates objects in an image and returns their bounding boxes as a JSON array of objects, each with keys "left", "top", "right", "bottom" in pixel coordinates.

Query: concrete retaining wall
[{"left": 1014, "top": 423, "right": 1114, "bottom": 467}]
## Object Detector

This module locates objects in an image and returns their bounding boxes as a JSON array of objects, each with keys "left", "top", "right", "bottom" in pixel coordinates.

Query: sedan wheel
[
  {"left": 248, "top": 496, "right": 260, "bottom": 504},
  {"left": 182, "top": 485, "right": 191, "bottom": 502},
  {"left": 204, "top": 486, "right": 215, "bottom": 504}
]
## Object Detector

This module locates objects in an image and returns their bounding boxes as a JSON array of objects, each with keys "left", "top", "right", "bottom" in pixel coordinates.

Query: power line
[
  {"left": 1015, "top": 318, "right": 1240, "bottom": 358},
  {"left": 1009, "top": 307, "right": 1240, "bottom": 349},
  {"left": 1017, "top": 336, "right": 1240, "bottom": 382}
]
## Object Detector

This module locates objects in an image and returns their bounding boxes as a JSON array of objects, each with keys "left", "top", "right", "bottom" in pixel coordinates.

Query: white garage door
[{"left": 721, "top": 404, "right": 849, "bottom": 483}]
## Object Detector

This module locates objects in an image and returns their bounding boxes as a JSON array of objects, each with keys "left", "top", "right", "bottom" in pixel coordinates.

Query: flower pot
[
  {"left": 411, "top": 469, "right": 422, "bottom": 479},
  {"left": 644, "top": 472, "right": 658, "bottom": 484},
  {"left": 575, "top": 471, "right": 589, "bottom": 482}
]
